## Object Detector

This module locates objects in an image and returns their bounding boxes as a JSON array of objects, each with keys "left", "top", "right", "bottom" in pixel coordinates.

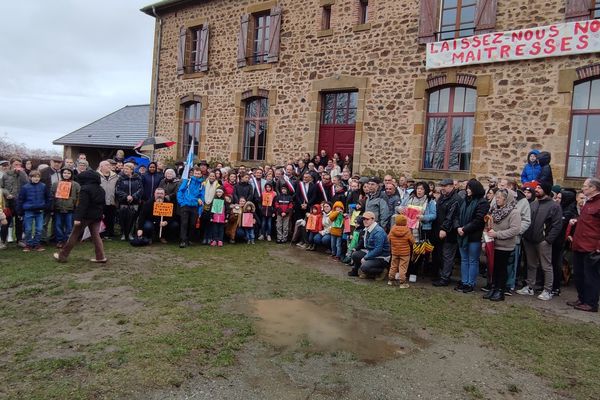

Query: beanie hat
[
  {"left": 216, "top": 187, "right": 224, "bottom": 194},
  {"left": 551, "top": 185, "right": 562, "bottom": 195},
  {"left": 395, "top": 214, "right": 407, "bottom": 226},
  {"left": 538, "top": 182, "right": 553, "bottom": 197}
]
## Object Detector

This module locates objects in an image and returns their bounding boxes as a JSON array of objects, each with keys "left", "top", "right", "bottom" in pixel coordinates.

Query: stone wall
[{"left": 149, "top": 0, "right": 599, "bottom": 184}]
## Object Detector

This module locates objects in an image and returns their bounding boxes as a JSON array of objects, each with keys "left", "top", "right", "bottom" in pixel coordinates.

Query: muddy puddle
[{"left": 248, "top": 297, "right": 419, "bottom": 364}]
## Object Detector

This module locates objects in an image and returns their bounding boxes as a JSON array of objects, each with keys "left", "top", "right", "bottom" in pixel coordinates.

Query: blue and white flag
[{"left": 181, "top": 139, "right": 195, "bottom": 180}]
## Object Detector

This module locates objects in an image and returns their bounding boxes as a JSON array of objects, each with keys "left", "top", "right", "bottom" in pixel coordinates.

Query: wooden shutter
[
  {"left": 198, "top": 24, "right": 210, "bottom": 72},
  {"left": 268, "top": 6, "right": 282, "bottom": 63},
  {"left": 177, "top": 26, "right": 186, "bottom": 76},
  {"left": 418, "top": 0, "right": 439, "bottom": 44},
  {"left": 474, "top": 0, "right": 497, "bottom": 34},
  {"left": 237, "top": 14, "right": 250, "bottom": 68},
  {"left": 565, "top": 0, "right": 592, "bottom": 21}
]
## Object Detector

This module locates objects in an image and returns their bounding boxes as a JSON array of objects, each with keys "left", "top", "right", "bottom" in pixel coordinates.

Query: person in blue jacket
[
  {"left": 177, "top": 166, "right": 205, "bottom": 248},
  {"left": 18, "top": 170, "right": 51, "bottom": 251},
  {"left": 521, "top": 149, "right": 541, "bottom": 184},
  {"left": 348, "top": 211, "right": 391, "bottom": 279}
]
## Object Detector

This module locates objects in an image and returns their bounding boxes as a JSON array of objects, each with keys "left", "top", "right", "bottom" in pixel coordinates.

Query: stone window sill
[
  {"left": 182, "top": 71, "right": 207, "bottom": 80},
  {"left": 317, "top": 29, "right": 333, "bottom": 38},
  {"left": 562, "top": 178, "right": 585, "bottom": 188},
  {"left": 241, "top": 63, "right": 274, "bottom": 72},
  {"left": 416, "top": 170, "right": 471, "bottom": 181},
  {"left": 352, "top": 22, "right": 371, "bottom": 33}
]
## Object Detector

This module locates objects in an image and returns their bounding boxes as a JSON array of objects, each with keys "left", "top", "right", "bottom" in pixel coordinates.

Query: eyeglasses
[{"left": 363, "top": 217, "right": 373, "bottom": 220}]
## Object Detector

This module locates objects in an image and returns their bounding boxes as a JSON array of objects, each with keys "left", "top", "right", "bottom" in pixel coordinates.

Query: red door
[{"left": 318, "top": 92, "right": 357, "bottom": 160}]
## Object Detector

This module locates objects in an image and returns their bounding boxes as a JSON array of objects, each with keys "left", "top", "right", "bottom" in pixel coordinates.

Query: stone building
[{"left": 141, "top": 0, "right": 600, "bottom": 185}]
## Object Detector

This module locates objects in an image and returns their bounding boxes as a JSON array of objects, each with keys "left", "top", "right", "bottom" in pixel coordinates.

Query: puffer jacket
[
  {"left": 536, "top": 151, "right": 554, "bottom": 187},
  {"left": 115, "top": 172, "right": 143, "bottom": 205},
  {"left": 520, "top": 149, "right": 541, "bottom": 183},
  {"left": 51, "top": 179, "right": 80, "bottom": 212},
  {"left": 329, "top": 201, "right": 345, "bottom": 237},
  {"left": 365, "top": 188, "right": 390, "bottom": 228},
  {"left": 73, "top": 170, "right": 105, "bottom": 221},
  {"left": 388, "top": 224, "right": 414, "bottom": 256},
  {"left": 18, "top": 182, "right": 51, "bottom": 214},
  {"left": 177, "top": 177, "right": 205, "bottom": 209}
]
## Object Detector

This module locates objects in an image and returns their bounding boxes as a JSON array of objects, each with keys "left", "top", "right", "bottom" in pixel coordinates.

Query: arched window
[
  {"left": 423, "top": 86, "right": 476, "bottom": 171},
  {"left": 567, "top": 78, "right": 600, "bottom": 178},
  {"left": 243, "top": 97, "right": 268, "bottom": 161},
  {"left": 181, "top": 101, "right": 201, "bottom": 158}
]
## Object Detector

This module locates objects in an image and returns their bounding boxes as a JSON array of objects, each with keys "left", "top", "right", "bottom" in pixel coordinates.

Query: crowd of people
[{"left": 1, "top": 148, "right": 599, "bottom": 313}]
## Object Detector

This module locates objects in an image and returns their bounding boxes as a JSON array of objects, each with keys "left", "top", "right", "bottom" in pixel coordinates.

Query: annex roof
[
  {"left": 140, "top": 0, "right": 199, "bottom": 16},
  {"left": 53, "top": 105, "right": 150, "bottom": 149}
]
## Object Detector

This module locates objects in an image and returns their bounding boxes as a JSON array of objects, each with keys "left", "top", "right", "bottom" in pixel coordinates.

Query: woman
[
  {"left": 456, "top": 179, "right": 489, "bottom": 293},
  {"left": 115, "top": 162, "right": 143, "bottom": 241},
  {"left": 54, "top": 170, "right": 106, "bottom": 263},
  {"left": 485, "top": 189, "right": 521, "bottom": 301},
  {"left": 158, "top": 168, "right": 180, "bottom": 203},
  {"left": 342, "top": 155, "right": 352, "bottom": 173},
  {"left": 485, "top": 187, "right": 498, "bottom": 203},
  {"left": 201, "top": 171, "right": 221, "bottom": 244}
]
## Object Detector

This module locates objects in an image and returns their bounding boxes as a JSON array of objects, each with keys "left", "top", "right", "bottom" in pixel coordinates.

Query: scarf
[
  {"left": 491, "top": 200, "right": 515, "bottom": 223},
  {"left": 407, "top": 194, "right": 428, "bottom": 209},
  {"left": 204, "top": 180, "right": 218, "bottom": 204}
]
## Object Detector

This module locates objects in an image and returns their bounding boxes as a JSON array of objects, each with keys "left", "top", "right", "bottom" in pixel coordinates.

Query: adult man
[
  {"left": 136, "top": 187, "right": 178, "bottom": 243},
  {"left": 1, "top": 158, "right": 28, "bottom": 247},
  {"left": 64, "top": 158, "right": 75, "bottom": 171},
  {"left": 348, "top": 211, "right": 391, "bottom": 278},
  {"left": 177, "top": 167, "right": 205, "bottom": 248},
  {"left": 41, "top": 156, "right": 63, "bottom": 243},
  {"left": 74, "top": 160, "right": 89, "bottom": 180},
  {"left": 98, "top": 160, "right": 118, "bottom": 239},
  {"left": 383, "top": 182, "right": 401, "bottom": 228},
  {"left": 276, "top": 166, "right": 296, "bottom": 197},
  {"left": 0, "top": 160, "right": 9, "bottom": 180},
  {"left": 198, "top": 160, "right": 210, "bottom": 179},
  {"left": 397, "top": 175, "right": 411, "bottom": 203},
  {"left": 250, "top": 168, "right": 266, "bottom": 200},
  {"left": 115, "top": 162, "right": 143, "bottom": 241},
  {"left": 504, "top": 187, "right": 531, "bottom": 295},
  {"left": 364, "top": 177, "right": 390, "bottom": 229},
  {"left": 568, "top": 178, "right": 600, "bottom": 312},
  {"left": 432, "top": 178, "right": 464, "bottom": 286},
  {"left": 316, "top": 173, "right": 334, "bottom": 203},
  {"left": 517, "top": 182, "right": 562, "bottom": 301},
  {"left": 294, "top": 172, "right": 317, "bottom": 220}
]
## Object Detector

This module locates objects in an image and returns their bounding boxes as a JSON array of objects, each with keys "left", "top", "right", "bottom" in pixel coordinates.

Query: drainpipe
[{"left": 150, "top": 5, "right": 162, "bottom": 161}]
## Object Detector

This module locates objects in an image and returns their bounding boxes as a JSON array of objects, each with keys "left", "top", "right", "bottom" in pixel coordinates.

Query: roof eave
[{"left": 140, "top": 0, "right": 196, "bottom": 16}]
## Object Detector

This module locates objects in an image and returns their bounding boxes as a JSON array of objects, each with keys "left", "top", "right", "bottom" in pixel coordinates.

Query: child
[
  {"left": 51, "top": 168, "right": 81, "bottom": 248},
  {"left": 387, "top": 215, "right": 415, "bottom": 288},
  {"left": 209, "top": 188, "right": 227, "bottom": 246},
  {"left": 242, "top": 201, "right": 257, "bottom": 244},
  {"left": 329, "top": 201, "right": 345, "bottom": 260},
  {"left": 259, "top": 182, "right": 276, "bottom": 241},
  {"left": 274, "top": 186, "right": 294, "bottom": 243},
  {"left": 315, "top": 202, "right": 332, "bottom": 252},
  {"left": 18, "top": 170, "right": 51, "bottom": 252},
  {"left": 520, "top": 149, "right": 541, "bottom": 184},
  {"left": 226, "top": 196, "right": 245, "bottom": 244},
  {"left": 305, "top": 204, "right": 323, "bottom": 251}
]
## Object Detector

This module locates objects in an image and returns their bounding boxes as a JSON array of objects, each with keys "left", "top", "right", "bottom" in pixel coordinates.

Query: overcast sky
[{"left": 0, "top": 0, "right": 155, "bottom": 151}]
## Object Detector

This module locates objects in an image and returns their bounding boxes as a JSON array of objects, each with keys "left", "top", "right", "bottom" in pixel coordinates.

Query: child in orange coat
[{"left": 388, "top": 214, "right": 414, "bottom": 288}]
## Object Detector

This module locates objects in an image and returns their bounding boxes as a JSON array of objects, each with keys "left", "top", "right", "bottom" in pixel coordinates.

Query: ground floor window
[
  {"left": 568, "top": 78, "right": 600, "bottom": 178},
  {"left": 243, "top": 97, "right": 268, "bottom": 161},
  {"left": 181, "top": 101, "right": 201, "bottom": 157}
]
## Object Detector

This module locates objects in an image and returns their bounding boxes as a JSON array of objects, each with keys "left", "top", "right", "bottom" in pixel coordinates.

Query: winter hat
[
  {"left": 538, "top": 182, "right": 553, "bottom": 197},
  {"left": 216, "top": 187, "right": 224, "bottom": 194},
  {"left": 523, "top": 180, "right": 538, "bottom": 190},
  {"left": 332, "top": 201, "right": 345, "bottom": 211},
  {"left": 551, "top": 185, "right": 562, "bottom": 196},
  {"left": 395, "top": 214, "right": 407, "bottom": 226}
]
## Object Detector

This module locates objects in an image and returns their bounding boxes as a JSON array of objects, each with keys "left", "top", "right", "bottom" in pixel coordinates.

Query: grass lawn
[{"left": 0, "top": 241, "right": 599, "bottom": 399}]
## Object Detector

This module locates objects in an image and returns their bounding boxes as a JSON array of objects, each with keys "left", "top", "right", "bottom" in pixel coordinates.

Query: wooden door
[{"left": 318, "top": 92, "right": 357, "bottom": 160}]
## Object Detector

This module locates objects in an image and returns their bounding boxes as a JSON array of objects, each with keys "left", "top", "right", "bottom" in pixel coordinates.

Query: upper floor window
[
  {"left": 322, "top": 5, "right": 332, "bottom": 30},
  {"left": 177, "top": 24, "right": 210, "bottom": 76},
  {"left": 566, "top": 0, "right": 600, "bottom": 21},
  {"left": 567, "top": 79, "right": 600, "bottom": 178},
  {"left": 243, "top": 97, "right": 269, "bottom": 161},
  {"left": 237, "top": 7, "right": 282, "bottom": 68},
  {"left": 358, "top": 0, "right": 369, "bottom": 24},
  {"left": 321, "top": 92, "right": 358, "bottom": 125},
  {"left": 423, "top": 86, "right": 476, "bottom": 171},
  {"left": 594, "top": 0, "right": 600, "bottom": 18},
  {"left": 181, "top": 102, "right": 201, "bottom": 158},
  {"left": 439, "top": 0, "right": 476, "bottom": 40}
]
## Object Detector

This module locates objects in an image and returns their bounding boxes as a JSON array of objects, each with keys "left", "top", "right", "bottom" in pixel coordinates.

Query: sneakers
[
  {"left": 480, "top": 283, "right": 492, "bottom": 292},
  {"left": 53, "top": 253, "right": 67, "bottom": 263},
  {"left": 462, "top": 285, "right": 474, "bottom": 293},
  {"left": 432, "top": 279, "right": 449, "bottom": 287},
  {"left": 537, "top": 290, "right": 553, "bottom": 301},
  {"left": 399, "top": 283, "right": 410, "bottom": 289},
  {"left": 17, "top": 240, "right": 26, "bottom": 248},
  {"left": 516, "top": 286, "right": 534, "bottom": 296},
  {"left": 358, "top": 272, "right": 367, "bottom": 279},
  {"left": 258, "top": 235, "right": 265, "bottom": 241},
  {"left": 454, "top": 283, "right": 465, "bottom": 292},
  {"left": 210, "top": 240, "right": 217, "bottom": 246},
  {"left": 34, "top": 246, "right": 45, "bottom": 252},
  {"left": 121, "top": 235, "right": 126, "bottom": 241},
  {"left": 0, "top": 242, "right": 6, "bottom": 250},
  {"left": 179, "top": 241, "right": 187, "bottom": 248},
  {"left": 22, "top": 246, "right": 32, "bottom": 252},
  {"left": 217, "top": 241, "right": 223, "bottom": 247},
  {"left": 266, "top": 235, "right": 272, "bottom": 242},
  {"left": 551, "top": 288, "right": 561, "bottom": 297},
  {"left": 160, "top": 238, "right": 168, "bottom": 244},
  {"left": 296, "top": 242, "right": 307, "bottom": 249},
  {"left": 504, "top": 288, "right": 514, "bottom": 296},
  {"left": 387, "top": 280, "right": 396, "bottom": 286}
]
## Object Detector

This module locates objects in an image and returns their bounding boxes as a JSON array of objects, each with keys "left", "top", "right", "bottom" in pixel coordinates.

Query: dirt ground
[{"left": 139, "top": 246, "right": 592, "bottom": 400}]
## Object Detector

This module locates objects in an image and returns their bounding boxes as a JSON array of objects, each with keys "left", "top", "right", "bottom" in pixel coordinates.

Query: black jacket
[
  {"left": 233, "top": 181, "right": 255, "bottom": 204},
  {"left": 523, "top": 196, "right": 562, "bottom": 244},
  {"left": 116, "top": 173, "right": 143, "bottom": 205},
  {"left": 537, "top": 151, "right": 553, "bottom": 186},
  {"left": 74, "top": 171, "right": 105, "bottom": 221},
  {"left": 436, "top": 189, "right": 464, "bottom": 243}
]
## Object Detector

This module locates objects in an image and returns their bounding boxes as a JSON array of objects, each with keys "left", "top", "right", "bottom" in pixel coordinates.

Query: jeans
[
  {"left": 23, "top": 210, "right": 44, "bottom": 248},
  {"left": 308, "top": 231, "right": 317, "bottom": 244},
  {"left": 261, "top": 216, "right": 272, "bottom": 237},
  {"left": 459, "top": 241, "right": 481, "bottom": 287},
  {"left": 244, "top": 227, "right": 255, "bottom": 241},
  {"left": 506, "top": 243, "right": 521, "bottom": 290},
  {"left": 54, "top": 212, "right": 74, "bottom": 243},
  {"left": 331, "top": 235, "right": 343, "bottom": 257}
]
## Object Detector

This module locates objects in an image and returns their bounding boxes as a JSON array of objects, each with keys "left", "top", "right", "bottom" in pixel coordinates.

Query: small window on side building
[
  {"left": 322, "top": 5, "right": 332, "bottom": 30},
  {"left": 358, "top": 0, "right": 368, "bottom": 24}
]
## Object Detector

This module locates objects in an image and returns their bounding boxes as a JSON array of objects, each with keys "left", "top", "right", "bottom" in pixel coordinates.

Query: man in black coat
[
  {"left": 136, "top": 187, "right": 179, "bottom": 243},
  {"left": 433, "top": 179, "right": 464, "bottom": 286},
  {"left": 294, "top": 172, "right": 317, "bottom": 221}
]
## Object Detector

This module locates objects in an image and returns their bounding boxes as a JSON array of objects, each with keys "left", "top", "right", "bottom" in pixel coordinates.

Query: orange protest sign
[
  {"left": 153, "top": 202, "right": 174, "bottom": 217},
  {"left": 262, "top": 191, "right": 275, "bottom": 207},
  {"left": 55, "top": 181, "right": 72, "bottom": 200}
]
